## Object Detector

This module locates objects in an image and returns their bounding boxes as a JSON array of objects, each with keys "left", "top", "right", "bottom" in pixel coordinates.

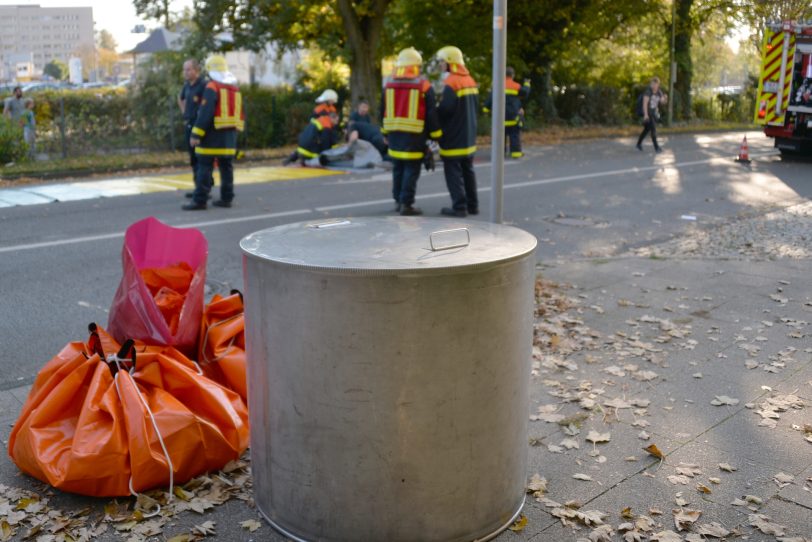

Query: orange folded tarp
[
  {"left": 199, "top": 292, "right": 247, "bottom": 402},
  {"left": 9, "top": 328, "right": 249, "bottom": 497}
]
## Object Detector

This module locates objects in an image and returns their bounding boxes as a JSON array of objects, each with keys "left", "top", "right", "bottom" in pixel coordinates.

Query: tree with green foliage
[
  {"left": 136, "top": 0, "right": 392, "bottom": 113},
  {"left": 43, "top": 59, "right": 68, "bottom": 81},
  {"left": 97, "top": 29, "right": 118, "bottom": 52}
]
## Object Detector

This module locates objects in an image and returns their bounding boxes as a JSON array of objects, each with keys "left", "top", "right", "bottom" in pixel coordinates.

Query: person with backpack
[{"left": 636, "top": 77, "right": 667, "bottom": 153}]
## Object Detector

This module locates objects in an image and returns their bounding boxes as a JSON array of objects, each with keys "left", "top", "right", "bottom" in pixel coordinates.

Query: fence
[{"left": 0, "top": 86, "right": 322, "bottom": 161}]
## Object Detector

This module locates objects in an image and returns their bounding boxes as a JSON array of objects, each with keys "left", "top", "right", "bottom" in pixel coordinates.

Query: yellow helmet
[
  {"left": 396, "top": 47, "right": 422, "bottom": 68},
  {"left": 205, "top": 54, "right": 228, "bottom": 73},
  {"left": 436, "top": 46, "right": 465, "bottom": 66}
]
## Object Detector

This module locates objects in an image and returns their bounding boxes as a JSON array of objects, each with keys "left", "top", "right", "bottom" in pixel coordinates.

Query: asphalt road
[{"left": 0, "top": 130, "right": 809, "bottom": 388}]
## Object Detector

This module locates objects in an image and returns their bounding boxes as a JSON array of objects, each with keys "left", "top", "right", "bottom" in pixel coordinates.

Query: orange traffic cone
[{"left": 735, "top": 135, "right": 751, "bottom": 164}]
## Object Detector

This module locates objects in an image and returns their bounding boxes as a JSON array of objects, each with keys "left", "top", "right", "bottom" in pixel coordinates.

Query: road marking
[
  {"left": 0, "top": 208, "right": 312, "bottom": 254},
  {"left": 501, "top": 152, "right": 777, "bottom": 190},
  {"left": 0, "top": 150, "right": 780, "bottom": 254}
]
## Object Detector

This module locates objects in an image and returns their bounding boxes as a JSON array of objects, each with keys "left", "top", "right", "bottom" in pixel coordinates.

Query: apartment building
[{"left": 0, "top": 4, "right": 94, "bottom": 81}]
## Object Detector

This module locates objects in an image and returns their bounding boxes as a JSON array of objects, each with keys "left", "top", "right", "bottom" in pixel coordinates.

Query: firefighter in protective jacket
[
  {"left": 436, "top": 45, "right": 479, "bottom": 217},
  {"left": 283, "top": 112, "right": 339, "bottom": 165},
  {"left": 183, "top": 54, "right": 244, "bottom": 210},
  {"left": 312, "top": 89, "right": 338, "bottom": 119},
  {"left": 380, "top": 47, "right": 442, "bottom": 216},
  {"left": 484, "top": 67, "right": 530, "bottom": 158}
]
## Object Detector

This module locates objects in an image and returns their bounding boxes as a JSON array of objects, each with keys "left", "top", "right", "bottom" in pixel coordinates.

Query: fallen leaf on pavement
[
  {"left": 508, "top": 515, "right": 527, "bottom": 532},
  {"left": 573, "top": 473, "right": 593, "bottom": 481},
  {"left": 586, "top": 430, "right": 611, "bottom": 444},
  {"left": 589, "top": 524, "right": 614, "bottom": 541},
  {"left": 697, "top": 522, "right": 730, "bottom": 537},
  {"left": 718, "top": 463, "right": 737, "bottom": 472},
  {"left": 192, "top": 520, "right": 217, "bottom": 536},
  {"left": 710, "top": 395, "right": 739, "bottom": 406},
  {"left": 526, "top": 474, "right": 548, "bottom": 494},
  {"left": 749, "top": 513, "right": 786, "bottom": 536},
  {"left": 644, "top": 444, "right": 665, "bottom": 459},
  {"left": 651, "top": 530, "right": 683, "bottom": 541},
  {"left": 673, "top": 508, "right": 701, "bottom": 531},
  {"left": 240, "top": 519, "right": 262, "bottom": 532},
  {"left": 774, "top": 472, "right": 794, "bottom": 487}
]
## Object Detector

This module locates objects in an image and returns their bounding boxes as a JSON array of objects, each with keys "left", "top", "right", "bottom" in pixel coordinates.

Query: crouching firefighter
[
  {"left": 183, "top": 54, "right": 244, "bottom": 210},
  {"left": 381, "top": 46, "right": 441, "bottom": 216},
  {"left": 283, "top": 112, "right": 339, "bottom": 165}
]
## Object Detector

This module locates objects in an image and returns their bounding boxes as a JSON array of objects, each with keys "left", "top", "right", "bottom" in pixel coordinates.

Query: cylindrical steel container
[{"left": 240, "top": 217, "right": 537, "bottom": 542}]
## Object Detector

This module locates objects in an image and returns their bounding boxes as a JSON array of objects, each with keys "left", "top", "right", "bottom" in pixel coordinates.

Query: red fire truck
[{"left": 754, "top": 21, "right": 812, "bottom": 155}]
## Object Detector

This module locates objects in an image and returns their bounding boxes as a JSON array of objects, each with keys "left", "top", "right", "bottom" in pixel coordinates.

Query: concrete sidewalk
[
  {"left": 2, "top": 186, "right": 812, "bottom": 542},
  {"left": 0, "top": 253, "right": 808, "bottom": 541}
]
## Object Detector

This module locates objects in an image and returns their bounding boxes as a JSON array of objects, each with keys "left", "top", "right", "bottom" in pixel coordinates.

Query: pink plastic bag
[{"left": 108, "top": 217, "right": 208, "bottom": 355}]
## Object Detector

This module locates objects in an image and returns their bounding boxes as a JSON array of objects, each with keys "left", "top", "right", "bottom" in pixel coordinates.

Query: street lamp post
[
  {"left": 490, "top": 0, "right": 507, "bottom": 224},
  {"left": 668, "top": 0, "right": 676, "bottom": 126}
]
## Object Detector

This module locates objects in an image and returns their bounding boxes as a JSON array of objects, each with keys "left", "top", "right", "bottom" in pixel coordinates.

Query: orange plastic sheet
[
  {"left": 140, "top": 262, "right": 195, "bottom": 336},
  {"left": 199, "top": 293, "right": 247, "bottom": 402},
  {"left": 8, "top": 328, "right": 249, "bottom": 497}
]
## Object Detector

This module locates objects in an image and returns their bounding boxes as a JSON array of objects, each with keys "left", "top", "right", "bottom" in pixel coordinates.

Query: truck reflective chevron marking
[{"left": 754, "top": 20, "right": 812, "bottom": 155}]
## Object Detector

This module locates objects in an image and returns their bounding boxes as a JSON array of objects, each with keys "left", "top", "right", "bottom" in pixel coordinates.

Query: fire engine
[{"left": 754, "top": 20, "right": 812, "bottom": 155}]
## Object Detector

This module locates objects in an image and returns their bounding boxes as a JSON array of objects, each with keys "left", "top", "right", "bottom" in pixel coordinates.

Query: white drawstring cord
[
  {"left": 200, "top": 313, "right": 241, "bottom": 365},
  {"left": 108, "top": 353, "right": 174, "bottom": 515}
]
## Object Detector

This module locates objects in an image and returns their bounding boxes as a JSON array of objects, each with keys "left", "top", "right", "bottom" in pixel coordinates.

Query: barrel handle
[{"left": 429, "top": 228, "right": 470, "bottom": 251}]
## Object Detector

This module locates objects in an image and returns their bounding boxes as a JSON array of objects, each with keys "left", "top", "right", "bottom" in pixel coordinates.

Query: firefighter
[
  {"left": 282, "top": 111, "right": 340, "bottom": 165},
  {"left": 183, "top": 55, "right": 244, "bottom": 210},
  {"left": 380, "top": 47, "right": 442, "bottom": 216},
  {"left": 484, "top": 66, "right": 531, "bottom": 159},
  {"left": 436, "top": 45, "right": 479, "bottom": 217},
  {"left": 313, "top": 89, "right": 339, "bottom": 119}
]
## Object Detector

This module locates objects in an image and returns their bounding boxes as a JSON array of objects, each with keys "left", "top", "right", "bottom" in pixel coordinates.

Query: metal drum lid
[{"left": 240, "top": 217, "right": 537, "bottom": 275}]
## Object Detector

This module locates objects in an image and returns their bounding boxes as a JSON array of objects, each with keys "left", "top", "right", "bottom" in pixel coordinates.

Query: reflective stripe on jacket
[
  {"left": 380, "top": 73, "right": 441, "bottom": 160},
  {"left": 192, "top": 81, "right": 241, "bottom": 156},
  {"left": 438, "top": 67, "right": 478, "bottom": 158}
]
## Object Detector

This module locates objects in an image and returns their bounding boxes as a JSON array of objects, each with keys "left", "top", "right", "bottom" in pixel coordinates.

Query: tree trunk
[
  {"left": 674, "top": 0, "right": 694, "bottom": 121},
  {"left": 537, "top": 61, "right": 558, "bottom": 121},
  {"left": 336, "top": 0, "right": 389, "bottom": 118}
]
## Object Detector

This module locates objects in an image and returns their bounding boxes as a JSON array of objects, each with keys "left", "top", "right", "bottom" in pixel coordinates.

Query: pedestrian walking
[
  {"left": 178, "top": 58, "right": 210, "bottom": 198},
  {"left": 3, "top": 86, "right": 25, "bottom": 122},
  {"left": 484, "top": 67, "right": 530, "bottom": 158},
  {"left": 436, "top": 45, "right": 479, "bottom": 217},
  {"left": 21, "top": 98, "right": 35, "bottom": 159},
  {"left": 380, "top": 47, "right": 441, "bottom": 216},
  {"left": 636, "top": 76, "right": 667, "bottom": 153},
  {"left": 183, "top": 55, "right": 244, "bottom": 211}
]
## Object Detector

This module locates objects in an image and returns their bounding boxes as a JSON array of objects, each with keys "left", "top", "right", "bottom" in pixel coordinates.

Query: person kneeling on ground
[
  {"left": 347, "top": 120, "right": 389, "bottom": 160},
  {"left": 283, "top": 112, "right": 340, "bottom": 166}
]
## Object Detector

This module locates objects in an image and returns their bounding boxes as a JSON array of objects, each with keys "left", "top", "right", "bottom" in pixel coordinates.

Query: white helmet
[{"left": 315, "top": 89, "right": 338, "bottom": 104}]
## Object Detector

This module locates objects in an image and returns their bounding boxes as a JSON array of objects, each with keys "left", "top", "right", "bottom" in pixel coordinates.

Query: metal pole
[
  {"left": 490, "top": 0, "right": 507, "bottom": 224},
  {"left": 59, "top": 95, "right": 67, "bottom": 159},
  {"left": 667, "top": 0, "right": 676, "bottom": 126},
  {"left": 168, "top": 97, "right": 176, "bottom": 151}
]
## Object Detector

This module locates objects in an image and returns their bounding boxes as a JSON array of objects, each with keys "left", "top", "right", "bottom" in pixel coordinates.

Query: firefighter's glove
[{"left": 423, "top": 149, "right": 435, "bottom": 172}]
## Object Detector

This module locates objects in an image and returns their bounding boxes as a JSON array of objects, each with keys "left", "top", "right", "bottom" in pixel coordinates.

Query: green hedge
[
  {"left": 0, "top": 86, "right": 326, "bottom": 158},
  {"left": 0, "top": 116, "right": 28, "bottom": 163}
]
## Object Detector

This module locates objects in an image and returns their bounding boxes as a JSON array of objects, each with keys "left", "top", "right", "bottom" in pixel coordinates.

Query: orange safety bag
[
  {"left": 199, "top": 292, "right": 247, "bottom": 402},
  {"left": 108, "top": 217, "right": 207, "bottom": 356},
  {"left": 8, "top": 328, "right": 249, "bottom": 497}
]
